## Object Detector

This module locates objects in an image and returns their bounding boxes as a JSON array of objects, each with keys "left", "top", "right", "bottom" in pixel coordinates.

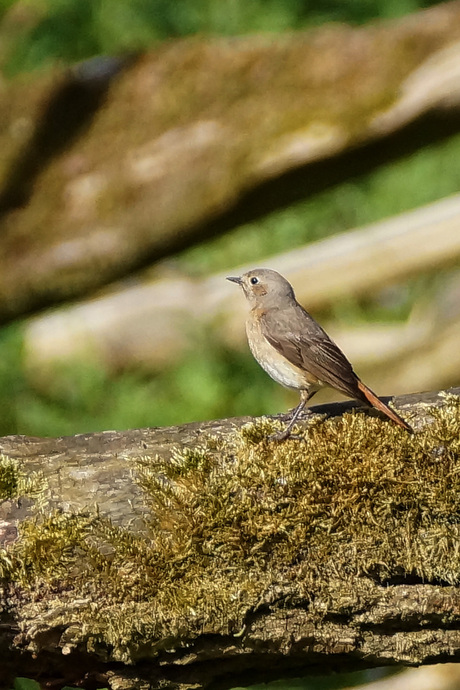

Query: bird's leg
[{"left": 269, "top": 390, "right": 317, "bottom": 441}]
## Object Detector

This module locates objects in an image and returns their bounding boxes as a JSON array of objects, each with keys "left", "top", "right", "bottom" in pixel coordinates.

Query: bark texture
[{"left": 0, "top": 388, "right": 460, "bottom": 689}]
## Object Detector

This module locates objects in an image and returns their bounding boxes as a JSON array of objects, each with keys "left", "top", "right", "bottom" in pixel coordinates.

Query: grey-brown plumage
[{"left": 227, "top": 268, "right": 412, "bottom": 439}]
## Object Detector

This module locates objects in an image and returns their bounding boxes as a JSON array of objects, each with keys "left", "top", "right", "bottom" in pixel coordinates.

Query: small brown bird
[{"left": 227, "top": 268, "right": 412, "bottom": 439}]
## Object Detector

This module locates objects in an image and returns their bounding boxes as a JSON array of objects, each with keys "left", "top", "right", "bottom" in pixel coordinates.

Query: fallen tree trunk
[{"left": 1, "top": 388, "right": 460, "bottom": 689}]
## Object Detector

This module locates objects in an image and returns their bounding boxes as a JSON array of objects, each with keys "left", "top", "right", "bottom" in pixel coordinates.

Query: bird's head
[{"left": 226, "top": 268, "right": 295, "bottom": 309}]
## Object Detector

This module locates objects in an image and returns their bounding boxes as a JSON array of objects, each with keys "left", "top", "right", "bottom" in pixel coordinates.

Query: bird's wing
[{"left": 259, "top": 306, "right": 362, "bottom": 398}]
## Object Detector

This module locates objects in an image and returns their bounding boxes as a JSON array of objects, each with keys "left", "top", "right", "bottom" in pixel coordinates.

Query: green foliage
[
  {"left": 0, "top": 323, "right": 291, "bottom": 436},
  {"left": 0, "top": 326, "right": 25, "bottom": 435},
  {"left": 0, "top": 0, "right": 16, "bottom": 21},
  {"left": 2, "top": 0, "right": 447, "bottom": 75},
  {"left": 13, "top": 680, "right": 41, "bottom": 690}
]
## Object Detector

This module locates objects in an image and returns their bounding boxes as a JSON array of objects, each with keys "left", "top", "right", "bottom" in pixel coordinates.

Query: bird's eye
[{"left": 250, "top": 276, "right": 259, "bottom": 285}]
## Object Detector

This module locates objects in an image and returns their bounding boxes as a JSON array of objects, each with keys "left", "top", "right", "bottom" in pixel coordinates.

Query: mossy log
[{"left": 1, "top": 388, "right": 460, "bottom": 689}]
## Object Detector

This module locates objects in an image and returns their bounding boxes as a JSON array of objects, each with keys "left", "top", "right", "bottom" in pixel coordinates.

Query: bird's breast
[{"left": 245, "top": 312, "right": 321, "bottom": 391}]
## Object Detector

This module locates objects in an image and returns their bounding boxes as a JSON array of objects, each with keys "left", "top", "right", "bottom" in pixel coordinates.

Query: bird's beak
[{"left": 226, "top": 276, "right": 242, "bottom": 285}]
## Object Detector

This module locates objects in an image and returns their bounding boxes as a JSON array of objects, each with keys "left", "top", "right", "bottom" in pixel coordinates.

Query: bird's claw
[{"left": 267, "top": 429, "right": 306, "bottom": 443}]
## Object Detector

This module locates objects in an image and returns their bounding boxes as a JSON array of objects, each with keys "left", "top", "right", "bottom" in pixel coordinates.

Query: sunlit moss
[
  {"left": 0, "top": 455, "right": 19, "bottom": 500},
  {"left": 2, "top": 396, "right": 460, "bottom": 663},
  {"left": 0, "top": 454, "right": 45, "bottom": 502}
]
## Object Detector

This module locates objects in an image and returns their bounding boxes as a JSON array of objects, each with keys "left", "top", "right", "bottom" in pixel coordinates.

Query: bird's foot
[
  {"left": 267, "top": 426, "right": 306, "bottom": 443},
  {"left": 267, "top": 407, "right": 318, "bottom": 442}
]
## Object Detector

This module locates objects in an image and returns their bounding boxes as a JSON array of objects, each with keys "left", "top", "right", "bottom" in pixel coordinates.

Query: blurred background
[
  {"left": 3, "top": 2, "right": 460, "bottom": 689},
  {"left": 1, "top": 0, "right": 460, "bottom": 439}
]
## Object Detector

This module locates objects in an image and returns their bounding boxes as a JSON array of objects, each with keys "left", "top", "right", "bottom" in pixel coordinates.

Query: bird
[{"left": 227, "top": 268, "right": 412, "bottom": 439}]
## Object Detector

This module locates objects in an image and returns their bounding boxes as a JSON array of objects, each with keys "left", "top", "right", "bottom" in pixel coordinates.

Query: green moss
[
  {"left": 2, "top": 396, "right": 460, "bottom": 663},
  {"left": 0, "top": 455, "right": 19, "bottom": 500},
  {"left": 0, "top": 454, "right": 45, "bottom": 502}
]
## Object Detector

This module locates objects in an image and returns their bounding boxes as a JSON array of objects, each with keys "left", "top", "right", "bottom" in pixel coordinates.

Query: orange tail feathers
[{"left": 357, "top": 380, "right": 412, "bottom": 433}]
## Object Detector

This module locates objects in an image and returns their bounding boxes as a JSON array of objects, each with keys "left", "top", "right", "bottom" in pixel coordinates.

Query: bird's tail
[{"left": 357, "top": 380, "right": 412, "bottom": 433}]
